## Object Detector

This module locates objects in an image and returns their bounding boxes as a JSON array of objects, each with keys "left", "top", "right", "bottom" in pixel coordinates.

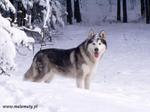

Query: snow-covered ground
[{"left": 0, "top": 23, "right": 150, "bottom": 112}]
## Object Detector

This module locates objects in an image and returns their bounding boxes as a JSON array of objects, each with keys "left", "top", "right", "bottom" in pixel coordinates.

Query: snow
[
  {"left": 0, "top": 15, "right": 16, "bottom": 72},
  {"left": 0, "top": 0, "right": 150, "bottom": 111},
  {"left": 39, "top": 0, "right": 65, "bottom": 28},
  {"left": 43, "top": 0, "right": 51, "bottom": 28},
  {"left": 21, "top": 0, "right": 33, "bottom": 10},
  {"left": 11, "top": 27, "right": 35, "bottom": 49},
  {"left": 0, "top": 27, "right": 16, "bottom": 72},
  {"left": 0, "top": 0, "right": 16, "bottom": 13},
  {"left": 0, "top": 15, "right": 34, "bottom": 74},
  {"left": 0, "top": 23, "right": 150, "bottom": 112}
]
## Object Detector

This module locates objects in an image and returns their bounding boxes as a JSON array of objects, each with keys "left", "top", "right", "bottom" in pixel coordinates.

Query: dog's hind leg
[
  {"left": 32, "top": 55, "right": 51, "bottom": 82},
  {"left": 43, "top": 70, "right": 55, "bottom": 83}
]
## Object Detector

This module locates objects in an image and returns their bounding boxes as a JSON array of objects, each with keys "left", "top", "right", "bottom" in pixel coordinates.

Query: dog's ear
[
  {"left": 99, "top": 30, "right": 106, "bottom": 40},
  {"left": 88, "top": 29, "right": 95, "bottom": 39}
]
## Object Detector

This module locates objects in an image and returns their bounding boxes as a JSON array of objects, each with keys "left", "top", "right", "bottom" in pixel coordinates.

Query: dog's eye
[
  {"left": 99, "top": 43, "right": 101, "bottom": 45},
  {"left": 92, "top": 43, "right": 96, "bottom": 45}
]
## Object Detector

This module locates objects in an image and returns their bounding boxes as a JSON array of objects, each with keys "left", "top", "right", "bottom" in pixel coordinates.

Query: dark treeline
[
  {"left": 117, "top": 0, "right": 150, "bottom": 24},
  {"left": 66, "top": 0, "right": 82, "bottom": 24},
  {"left": 1, "top": 0, "right": 150, "bottom": 25},
  {"left": 117, "top": 0, "right": 128, "bottom": 23},
  {"left": 139, "top": 0, "right": 150, "bottom": 24},
  {"left": 145, "top": 0, "right": 150, "bottom": 24}
]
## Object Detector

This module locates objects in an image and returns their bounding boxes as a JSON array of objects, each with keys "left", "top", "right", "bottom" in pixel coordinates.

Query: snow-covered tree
[
  {"left": 20, "top": 0, "right": 66, "bottom": 43},
  {"left": 0, "top": 14, "right": 34, "bottom": 75},
  {"left": 18, "top": 0, "right": 66, "bottom": 29},
  {"left": 0, "top": 0, "right": 16, "bottom": 13}
]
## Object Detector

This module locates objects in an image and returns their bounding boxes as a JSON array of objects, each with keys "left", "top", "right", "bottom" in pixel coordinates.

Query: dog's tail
[{"left": 23, "top": 59, "right": 36, "bottom": 81}]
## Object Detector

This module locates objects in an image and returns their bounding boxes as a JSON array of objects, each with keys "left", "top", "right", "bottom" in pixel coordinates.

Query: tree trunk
[
  {"left": 66, "top": 0, "right": 73, "bottom": 24},
  {"left": 141, "top": 0, "right": 145, "bottom": 16},
  {"left": 130, "top": 0, "right": 135, "bottom": 10},
  {"left": 108, "top": 0, "right": 112, "bottom": 12},
  {"left": 117, "top": 0, "right": 121, "bottom": 21},
  {"left": 74, "top": 0, "right": 82, "bottom": 23},
  {"left": 148, "top": 0, "right": 150, "bottom": 21},
  {"left": 17, "top": 1, "right": 26, "bottom": 26},
  {"left": 6, "top": 0, "right": 15, "bottom": 23},
  {"left": 25, "top": 1, "right": 33, "bottom": 28},
  {"left": 145, "top": 0, "right": 150, "bottom": 24},
  {"left": 122, "top": 0, "right": 127, "bottom": 23}
]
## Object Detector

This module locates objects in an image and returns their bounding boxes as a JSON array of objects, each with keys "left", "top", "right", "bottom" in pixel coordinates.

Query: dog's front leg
[
  {"left": 84, "top": 74, "right": 91, "bottom": 89},
  {"left": 76, "top": 75, "right": 84, "bottom": 88}
]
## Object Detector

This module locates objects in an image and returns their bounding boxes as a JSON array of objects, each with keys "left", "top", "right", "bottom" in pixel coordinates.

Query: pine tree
[
  {"left": 0, "top": 15, "right": 34, "bottom": 75},
  {"left": 0, "top": 0, "right": 16, "bottom": 17}
]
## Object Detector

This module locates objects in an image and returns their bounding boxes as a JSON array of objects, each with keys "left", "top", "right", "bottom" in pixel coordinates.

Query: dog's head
[{"left": 86, "top": 30, "right": 107, "bottom": 60}]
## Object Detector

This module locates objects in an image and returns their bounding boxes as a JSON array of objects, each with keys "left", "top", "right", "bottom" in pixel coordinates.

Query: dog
[{"left": 24, "top": 30, "right": 107, "bottom": 89}]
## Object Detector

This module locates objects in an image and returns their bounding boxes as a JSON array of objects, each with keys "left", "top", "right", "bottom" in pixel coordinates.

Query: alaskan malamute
[{"left": 24, "top": 30, "right": 107, "bottom": 89}]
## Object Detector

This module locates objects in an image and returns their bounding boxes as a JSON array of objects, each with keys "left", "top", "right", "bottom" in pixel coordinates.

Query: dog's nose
[{"left": 94, "top": 48, "right": 99, "bottom": 52}]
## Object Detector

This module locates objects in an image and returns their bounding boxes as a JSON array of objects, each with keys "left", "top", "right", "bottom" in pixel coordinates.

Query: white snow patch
[{"left": 0, "top": 24, "right": 149, "bottom": 112}]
